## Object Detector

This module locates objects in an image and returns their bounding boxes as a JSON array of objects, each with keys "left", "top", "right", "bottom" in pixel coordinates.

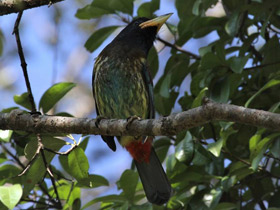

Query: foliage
[{"left": 0, "top": 0, "right": 280, "bottom": 209}]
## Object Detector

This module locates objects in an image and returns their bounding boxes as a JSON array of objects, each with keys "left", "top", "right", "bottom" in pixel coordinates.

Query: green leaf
[
  {"left": 137, "top": 0, "right": 159, "bottom": 17},
  {"left": 0, "top": 165, "right": 21, "bottom": 180},
  {"left": 0, "top": 130, "right": 12, "bottom": 142},
  {"left": 191, "top": 87, "right": 208, "bottom": 108},
  {"left": 25, "top": 137, "right": 66, "bottom": 160},
  {"left": 77, "top": 174, "right": 109, "bottom": 188},
  {"left": 210, "top": 77, "right": 230, "bottom": 103},
  {"left": 225, "top": 11, "right": 240, "bottom": 36},
  {"left": 76, "top": 0, "right": 134, "bottom": 19},
  {"left": 22, "top": 136, "right": 65, "bottom": 196},
  {"left": 250, "top": 133, "right": 280, "bottom": 170},
  {"left": 153, "top": 138, "right": 172, "bottom": 163},
  {"left": 200, "top": 52, "right": 225, "bottom": 71},
  {"left": 208, "top": 139, "right": 223, "bottom": 157},
  {"left": 175, "top": 131, "right": 194, "bottom": 163},
  {"left": 79, "top": 136, "right": 90, "bottom": 151},
  {"left": 245, "top": 79, "right": 280, "bottom": 108},
  {"left": 227, "top": 54, "right": 250, "bottom": 73},
  {"left": 0, "top": 184, "right": 22, "bottom": 210},
  {"left": 13, "top": 92, "right": 33, "bottom": 110},
  {"left": 85, "top": 26, "right": 119, "bottom": 53},
  {"left": 147, "top": 46, "right": 159, "bottom": 78},
  {"left": 39, "top": 82, "right": 76, "bottom": 113},
  {"left": 159, "top": 73, "right": 171, "bottom": 98},
  {"left": 81, "top": 195, "right": 126, "bottom": 210},
  {"left": 118, "top": 170, "right": 138, "bottom": 202},
  {"left": 214, "top": 202, "right": 237, "bottom": 210},
  {"left": 68, "top": 147, "right": 89, "bottom": 180},
  {"left": 192, "top": 143, "right": 212, "bottom": 166}
]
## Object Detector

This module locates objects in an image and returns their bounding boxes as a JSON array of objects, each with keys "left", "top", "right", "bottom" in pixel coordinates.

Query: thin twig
[
  {"left": 21, "top": 198, "right": 56, "bottom": 208},
  {"left": 264, "top": 153, "right": 280, "bottom": 162},
  {"left": 38, "top": 183, "right": 59, "bottom": 207},
  {"left": 222, "top": 149, "right": 280, "bottom": 179},
  {"left": 18, "top": 139, "right": 42, "bottom": 176},
  {"left": 66, "top": 181, "right": 74, "bottom": 204},
  {"left": 156, "top": 37, "right": 201, "bottom": 60},
  {"left": 43, "top": 144, "right": 78, "bottom": 155},
  {"left": 243, "top": 61, "right": 280, "bottom": 71},
  {"left": 37, "top": 134, "right": 62, "bottom": 209},
  {"left": 13, "top": 11, "right": 37, "bottom": 113},
  {"left": 0, "top": 143, "right": 25, "bottom": 168}
]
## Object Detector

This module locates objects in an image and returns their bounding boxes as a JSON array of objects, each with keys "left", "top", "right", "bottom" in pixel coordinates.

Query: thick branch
[
  {"left": 0, "top": 0, "right": 64, "bottom": 16},
  {"left": 0, "top": 100, "right": 280, "bottom": 136}
]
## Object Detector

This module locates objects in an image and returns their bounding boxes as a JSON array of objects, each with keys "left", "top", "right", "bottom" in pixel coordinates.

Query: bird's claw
[
  {"left": 126, "top": 116, "right": 146, "bottom": 142},
  {"left": 95, "top": 116, "right": 106, "bottom": 128},
  {"left": 126, "top": 115, "right": 141, "bottom": 130}
]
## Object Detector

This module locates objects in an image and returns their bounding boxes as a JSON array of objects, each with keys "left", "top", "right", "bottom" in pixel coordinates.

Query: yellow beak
[{"left": 139, "top": 13, "right": 173, "bottom": 32}]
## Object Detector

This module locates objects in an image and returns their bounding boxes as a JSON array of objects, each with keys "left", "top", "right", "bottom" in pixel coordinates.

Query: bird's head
[{"left": 112, "top": 13, "right": 172, "bottom": 56}]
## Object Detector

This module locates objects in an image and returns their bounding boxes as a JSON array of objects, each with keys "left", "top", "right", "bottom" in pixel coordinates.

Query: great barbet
[{"left": 92, "top": 14, "right": 172, "bottom": 205}]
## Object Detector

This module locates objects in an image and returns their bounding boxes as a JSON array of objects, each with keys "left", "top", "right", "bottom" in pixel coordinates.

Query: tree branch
[
  {"left": 1, "top": 99, "right": 280, "bottom": 136},
  {"left": 156, "top": 37, "right": 201, "bottom": 60},
  {"left": 0, "top": 0, "right": 64, "bottom": 16}
]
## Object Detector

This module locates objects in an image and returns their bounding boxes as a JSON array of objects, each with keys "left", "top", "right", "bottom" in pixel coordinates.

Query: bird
[{"left": 92, "top": 13, "right": 172, "bottom": 205}]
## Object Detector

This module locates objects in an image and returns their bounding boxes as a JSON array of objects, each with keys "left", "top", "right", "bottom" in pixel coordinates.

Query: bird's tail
[{"left": 135, "top": 147, "right": 172, "bottom": 205}]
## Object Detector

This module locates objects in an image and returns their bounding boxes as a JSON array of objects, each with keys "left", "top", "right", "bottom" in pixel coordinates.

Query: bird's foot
[
  {"left": 126, "top": 115, "right": 141, "bottom": 129},
  {"left": 126, "top": 115, "right": 142, "bottom": 141},
  {"left": 95, "top": 116, "right": 106, "bottom": 128}
]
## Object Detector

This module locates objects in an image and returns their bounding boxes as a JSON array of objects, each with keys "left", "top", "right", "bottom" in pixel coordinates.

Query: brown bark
[
  {"left": 0, "top": 0, "right": 64, "bottom": 16},
  {"left": 0, "top": 99, "right": 279, "bottom": 136}
]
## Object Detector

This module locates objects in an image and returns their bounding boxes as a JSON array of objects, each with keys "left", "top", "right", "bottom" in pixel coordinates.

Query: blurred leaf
[
  {"left": 55, "top": 112, "right": 74, "bottom": 117},
  {"left": 22, "top": 137, "right": 65, "bottom": 196},
  {"left": 192, "top": 17, "right": 226, "bottom": 38},
  {"left": 175, "top": 131, "right": 194, "bottom": 163},
  {"left": 270, "top": 138, "right": 280, "bottom": 159},
  {"left": 178, "top": 92, "right": 194, "bottom": 111},
  {"left": 0, "top": 184, "right": 22, "bottom": 210},
  {"left": 208, "top": 139, "right": 223, "bottom": 157},
  {"left": 192, "top": 143, "right": 212, "bottom": 166},
  {"left": 137, "top": 0, "right": 159, "bottom": 17},
  {"left": 118, "top": 170, "right": 138, "bottom": 202},
  {"left": 59, "top": 155, "right": 71, "bottom": 175},
  {"left": 245, "top": 79, "right": 280, "bottom": 108},
  {"left": 191, "top": 87, "right": 208, "bottom": 108},
  {"left": 68, "top": 147, "right": 89, "bottom": 180},
  {"left": 79, "top": 136, "right": 90, "bottom": 151},
  {"left": 225, "top": 11, "right": 240, "bottom": 36},
  {"left": 0, "top": 165, "right": 21, "bottom": 180},
  {"left": 39, "top": 82, "right": 76, "bottom": 113},
  {"left": 159, "top": 73, "right": 171, "bottom": 98},
  {"left": 200, "top": 52, "right": 225, "bottom": 71},
  {"left": 227, "top": 54, "right": 250, "bottom": 73},
  {"left": 76, "top": 0, "right": 134, "bottom": 19},
  {"left": 210, "top": 77, "right": 230, "bottom": 103},
  {"left": 13, "top": 92, "right": 33, "bottom": 111},
  {"left": 147, "top": 46, "right": 159, "bottom": 78},
  {"left": 77, "top": 174, "right": 109, "bottom": 188},
  {"left": 153, "top": 138, "right": 172, "bottom": 163},
  {"left": 81, "top": 195, "right": 126, "bottom": 210},
  {"left": 214, "top": 202, "right": 237, "bottom": 210},
  {"left": 85, "top": 26, "right": 119, "bottom": 52},
  {"left": 250, "top": 133, "right": 280, "bottom": 170},
  {"left": 154, "top": 90, "right": 179, "bottom": 115},
  {"left": 0, "top": 130, "right": 12, "bottom": 142},
  {"left": 175, "top": 0, "right": 196, "bottom": 20},
  {"left": 24, "top": 137, "right": 66, "bottom": 160}
]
